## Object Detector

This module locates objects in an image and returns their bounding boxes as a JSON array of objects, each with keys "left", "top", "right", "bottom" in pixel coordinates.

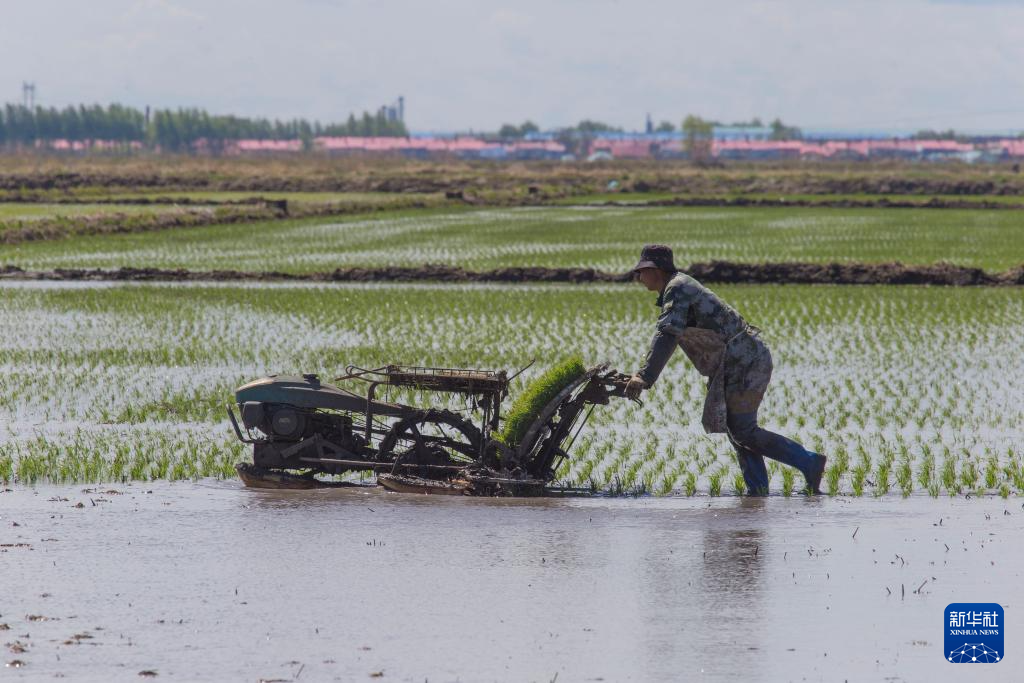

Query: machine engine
[{"left": 239, "top": 401, "right": 364, "bottom": 452}]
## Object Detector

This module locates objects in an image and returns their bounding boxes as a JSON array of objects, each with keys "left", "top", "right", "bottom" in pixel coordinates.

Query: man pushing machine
[{"left": 624, "top": 244, "right": 827, "bottom": 496}]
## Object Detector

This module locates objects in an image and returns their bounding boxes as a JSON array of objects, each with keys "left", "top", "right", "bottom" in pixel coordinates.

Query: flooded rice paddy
[
  {"left": 4, "top": 206, "right": 1024, "bottom": 273},
  {"left": 1, "top": 482, "right": 1021, "bottom": 681},
  {"left": 1, "top": 281, "right": 1022, "bottom": 498}
]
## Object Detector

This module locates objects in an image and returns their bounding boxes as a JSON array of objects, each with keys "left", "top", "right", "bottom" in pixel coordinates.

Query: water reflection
[{"left": 640, "top": 497, "right": 767, "bottom": 678}]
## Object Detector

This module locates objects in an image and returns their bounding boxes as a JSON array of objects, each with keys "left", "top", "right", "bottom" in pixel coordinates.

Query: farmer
[{"left": 624, "top": 244, "right": 826, "bottom": 495}]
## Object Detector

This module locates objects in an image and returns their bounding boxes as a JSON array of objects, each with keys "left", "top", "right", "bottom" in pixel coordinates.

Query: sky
[{"left": 3, "top": 0, "right": 1024, "bottom": 133}]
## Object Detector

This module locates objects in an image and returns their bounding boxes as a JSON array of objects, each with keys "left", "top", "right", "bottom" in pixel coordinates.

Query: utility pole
[{"left": 22, "top": 82, "right": 36, "bottom": 108}]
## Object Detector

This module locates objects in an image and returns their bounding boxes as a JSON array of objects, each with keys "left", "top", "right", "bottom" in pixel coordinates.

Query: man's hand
[{"left": 624, "top": 374, "right": 647, "bottom": 400}]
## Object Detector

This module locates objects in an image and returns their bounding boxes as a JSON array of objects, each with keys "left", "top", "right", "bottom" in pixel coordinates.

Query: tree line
[{"left": 0, "top": 103, "right": 408, "bottom": 150}]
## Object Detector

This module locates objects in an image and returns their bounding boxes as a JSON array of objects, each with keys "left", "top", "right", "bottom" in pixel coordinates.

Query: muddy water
[{"left": 1, "top": 484, "right": 1021, "bottom": 682}]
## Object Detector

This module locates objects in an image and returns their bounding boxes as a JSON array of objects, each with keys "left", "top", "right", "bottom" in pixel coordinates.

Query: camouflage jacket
[{"left": 637, "top": 272, "right": 769, "bottom": 432}]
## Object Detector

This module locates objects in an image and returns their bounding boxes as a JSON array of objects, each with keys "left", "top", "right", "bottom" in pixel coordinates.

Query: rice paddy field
[
  {"left": 1, "top": 279, "right": 1021, "bottom": 499},
  {"left": 2, "top": 170, "right": 1023, "bottom": 496},
  {"left": 3, "top": 163, "right": 1024, "bottom": 680},
  {"left": 3, "top": 204, "right": 1024, "bottom": 273}
]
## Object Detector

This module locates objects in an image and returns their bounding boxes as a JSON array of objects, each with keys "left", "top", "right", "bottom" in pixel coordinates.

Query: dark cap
[{"left": 632, "top": 244, "right": 676, "bottom": 273}]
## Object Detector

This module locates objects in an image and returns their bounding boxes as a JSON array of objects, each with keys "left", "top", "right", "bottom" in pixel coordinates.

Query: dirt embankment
[
  {"left": 613, "top": 196, "right": 1024, "bottom": 210},
  {"left": 3, "top": 157, "right": 1024, "bottom": 196},
  {"left": 5, "top": 191, "right": 1022, "bottom": 211},
  {"left": 3, "top": 261, "right": 1022, "bottom": 286}
]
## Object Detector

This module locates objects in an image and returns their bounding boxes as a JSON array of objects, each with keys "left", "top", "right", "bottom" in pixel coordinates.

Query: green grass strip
[{"left": 498, "top": 355, "right": 587, "bottom": 447}]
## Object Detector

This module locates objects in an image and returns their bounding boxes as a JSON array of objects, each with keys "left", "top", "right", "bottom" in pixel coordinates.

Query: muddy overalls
[{"left": 637, "top": 272, "right": 823, "bottom": 495}]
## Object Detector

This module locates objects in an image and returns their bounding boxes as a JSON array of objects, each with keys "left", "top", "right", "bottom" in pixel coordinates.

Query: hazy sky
[{"left": 3, "top": 0, "right": 1024, "bottom": 132}]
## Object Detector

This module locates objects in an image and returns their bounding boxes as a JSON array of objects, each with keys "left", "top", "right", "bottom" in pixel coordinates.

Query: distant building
[
  {"left": 379, "top": 96, "right": 405, "bottom": 123},
  {"left": 213, "top": 127, "right": 1021, "bottom": 164},
  {"left": 712, "top": 126, "right": 773, "bottom": 141}
]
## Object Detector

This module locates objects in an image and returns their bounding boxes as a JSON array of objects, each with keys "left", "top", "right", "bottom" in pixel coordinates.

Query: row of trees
[
  {"left": 0, "top": 103, "right": 408, "bottom": 149},
  {"left": 496, "top": 119, "right": 626, "bottom": 140},
  {"left": 682, "top": 115, "right": 803, "bottom": 140},
  {"left": 1, "top": 104, "right": 146, "bottom": 144}
]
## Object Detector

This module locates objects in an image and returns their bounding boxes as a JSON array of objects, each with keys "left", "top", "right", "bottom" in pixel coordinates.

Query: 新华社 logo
[{"left": 945, "top": 603, "right": 1003, "bottom": 663}]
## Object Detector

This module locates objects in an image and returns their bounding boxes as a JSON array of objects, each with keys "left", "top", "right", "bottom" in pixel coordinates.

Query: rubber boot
[{"left": 727, "top": 411, "right": 825, "bottom": 494}]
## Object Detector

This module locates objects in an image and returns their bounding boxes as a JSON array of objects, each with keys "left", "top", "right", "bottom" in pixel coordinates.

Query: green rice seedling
[
  {"left": 827, "top": 445, "right": 849, "bottom": 495},
  {"left": 629, "top": 479, "right": 649, "bottom": 497},
  {"left": 498, "top": 355, "right": 586, "bottom": 447},
  {"left": 555, "top": 458, "right": 572, "bottom": 481},
  {"left": 1000, "top": 484, "right": 1010, "bottom": 499},
  {"left": 221, "top": 441, "right": 246, "bottom": 478},
  {"left": 941, "top": 455, "right": 959, "bottom": 496},
  {"left": 985, "top": 456, "right": 999, "bottom": 490},
  {"left": 663, "top": 443, "right": 676, "bottom": 462},
  {"left": 622, "top": 457, "right": 644, "bottom": 490},
  {"left": 960, "top": 458, "right": 979, "bottom": 492},
  {"left": 855, "top": 443, "right": 872, "bottom": 473},
  {"left": 602, "top": 442, "right": 633, "bottom": 486},
  {"left": 607, "top": 475, "right": 624, "bottom": 496},
  {"left": 130, "top": 451, "right": 150, "bottom": 480},
  {"left": 826, "top": 464, "right": 842, "bottom": 496},
  {"left": 709, "top": 469, "right": 723, "bottom": 497},
  {"left": 1010, "top": 455, "right": 1024, "bottom": 493},
  {"left": 781, "top": 467, "right": 795, "bottom": 497},
  {"left": 917, "top": 444, "right": 935, "bottom": 490},
  {"left": 875, "top": 461, "right": 891, "bottom": 496},
  {"left": 644, "top": 457, "right": 666, "bottom": 493},
  {"left": 15, "top": 450, "right": 45, "bottom": 485},
  {"left": 574, "top": 456, "right": 597, "bottom": 485},
  {"left": 657, "top": 459, "right": 682, "bottom": 494},
  {"left": 607, "top": 474, "right": 647, "bottom": 497},
  {"left": 851, "top": 465, "right": 866, "bottom": 497},
  {"left": 153, "top": 453, "right": 172, "bottom": 480},
  {"left": 109, "top": 442, "right": 130, "bottom": 481},
  {"left": 683, "top": 471, "right": 697, "bottom": 496},
  {"left": 0, "top": 454, "right": 11, "bottom": 483},
  {"left": 896, "top": 458, "right": 913, "bottom": 498},
  {"left": 733, "top": 471, "right": 746, "bottom": 495}
]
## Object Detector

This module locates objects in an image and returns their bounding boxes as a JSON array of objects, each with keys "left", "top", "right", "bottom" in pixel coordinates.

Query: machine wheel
[{"left": 377, "top": 409, "right": 483, "bottom": 476}]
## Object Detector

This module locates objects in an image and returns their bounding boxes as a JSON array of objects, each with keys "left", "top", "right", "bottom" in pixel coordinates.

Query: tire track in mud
[{"left": 3, "top": 261, "right": 1022, "bottom": 286}]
